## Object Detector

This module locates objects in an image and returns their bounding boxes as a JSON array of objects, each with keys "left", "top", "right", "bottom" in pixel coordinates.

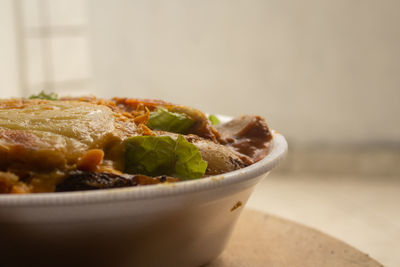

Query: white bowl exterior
[
  {"left": 0, "top": 131, "right": 287, "bottom": 267},
  {"left": 1, "top": 173, "right": 267, "bottom": 267}
]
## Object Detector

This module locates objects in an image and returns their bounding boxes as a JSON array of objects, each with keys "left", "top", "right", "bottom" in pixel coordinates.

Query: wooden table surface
[{"left": 208, "top": 209, "right": 382, "bottom": 267}]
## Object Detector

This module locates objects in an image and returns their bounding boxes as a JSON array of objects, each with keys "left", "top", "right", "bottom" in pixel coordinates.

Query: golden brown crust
[{"left": 0, "top": 99, "right": 140, "bottom": 192}]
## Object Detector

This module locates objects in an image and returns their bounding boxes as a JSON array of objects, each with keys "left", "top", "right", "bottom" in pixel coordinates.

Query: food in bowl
[
  {"left": 0, "top": 92, "right": 272, "bottom": 194},
  {"left": 0, "top": 91, "right": 287, "bottom": 267}
]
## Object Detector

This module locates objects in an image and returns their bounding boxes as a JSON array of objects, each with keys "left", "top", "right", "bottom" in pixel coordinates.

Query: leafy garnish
[
  {"left": 124, "top": 136, "right": 176, "bottom": 176},
  {"left": 124, "top": 135, "right": 207, "bottom": 179},
  {"left": 174, "top": 135, "right": 208, "bottom": 179},
  {"left": 146, "top": 107, "right": 194, "bottom": 134},
  {"left": 208, "top": 114, "right": 220, "bottom": 125},
  {"left": 29, "top": 91, "right": 59, "bottom": 100}
]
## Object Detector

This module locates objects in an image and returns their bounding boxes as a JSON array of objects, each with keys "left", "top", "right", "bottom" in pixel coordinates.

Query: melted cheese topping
[{"left": 0, "top": 99, "right": 136, "bottom": 171}]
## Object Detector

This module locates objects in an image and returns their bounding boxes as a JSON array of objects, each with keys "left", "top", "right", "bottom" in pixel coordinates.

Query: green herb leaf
[
  {"left": 29, "top": 91, "right": 59, "bottom": 100},
  {"left": 174, "top": 135, "right": 208, "bottom": 179},
  {"left": 124, "top": 136, "right": 176, "bottom": 176},
  {"left": 147, "top": 107, "right": 194, "bottom": 134},
  {"left": 208, "top": 114, "right": 220, "bottom": 125},
  {"left": 124, "top": 135, "right": 207, "bottom": 179}
]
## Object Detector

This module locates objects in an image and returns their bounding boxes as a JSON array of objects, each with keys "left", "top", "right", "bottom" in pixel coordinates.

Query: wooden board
[{"left": 208, "top": 209, "right": 382, "bottom": 267}]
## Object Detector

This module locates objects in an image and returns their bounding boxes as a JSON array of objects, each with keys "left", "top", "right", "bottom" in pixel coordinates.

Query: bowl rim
[{"left": 0, "top": 130, "right": 287, "bottom": 207}]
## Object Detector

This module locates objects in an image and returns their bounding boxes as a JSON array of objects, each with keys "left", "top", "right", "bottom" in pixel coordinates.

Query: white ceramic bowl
[{"left": 0, "top": 130, "right": 287, "bottom": 267}]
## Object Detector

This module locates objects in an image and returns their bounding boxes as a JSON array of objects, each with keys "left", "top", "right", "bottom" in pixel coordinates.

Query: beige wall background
[
  {"left": 0, "top": 0, "right": 20, "bottom": 97},
  {"left": 87, "top": 0, "right": 400, "bottom": 147},
  {"left": 1, "top": 0, "right": 399, "bottom": 148}
]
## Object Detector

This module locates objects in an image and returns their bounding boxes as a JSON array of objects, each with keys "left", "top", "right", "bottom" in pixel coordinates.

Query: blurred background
[{"left": 1, "top": 0, "right": 399, "bottom": 265}]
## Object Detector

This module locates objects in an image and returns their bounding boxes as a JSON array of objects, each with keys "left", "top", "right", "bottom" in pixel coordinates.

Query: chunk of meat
[
  {"left": 155, "top": 131, "right": 249, "bottom": 176},
  {"left": 189, "top": 136, "right": 250, "bottom": 175},
  {"left": 216, "top": 115, "right": 272, "bottom": 162}
]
